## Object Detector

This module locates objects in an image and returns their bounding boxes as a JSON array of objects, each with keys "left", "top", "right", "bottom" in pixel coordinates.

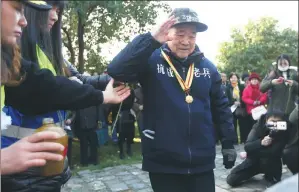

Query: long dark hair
[
  {"left": 21, "top": 1, "right": 66, "bottom": 76},
  {"left": 47, "top": 0, "right": 67, "bottom": 75}
]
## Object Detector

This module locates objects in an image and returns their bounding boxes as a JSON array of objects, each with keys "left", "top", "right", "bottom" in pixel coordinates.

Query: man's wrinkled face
[{"left": 167, "top": 23, "right": 197, "bottom": 58}]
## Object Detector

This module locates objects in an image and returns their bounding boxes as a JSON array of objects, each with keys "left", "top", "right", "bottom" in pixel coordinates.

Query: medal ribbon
[{"left": 161, "top": 50, "right": 194, "bottom": 93}]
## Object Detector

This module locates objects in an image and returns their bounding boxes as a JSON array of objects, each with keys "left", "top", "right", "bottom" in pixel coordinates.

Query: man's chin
[{"left": 176, "top": 53, "right": 189, "bottom": 59}]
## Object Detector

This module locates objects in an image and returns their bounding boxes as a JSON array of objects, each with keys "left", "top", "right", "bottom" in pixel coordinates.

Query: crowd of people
[
  {"left": 219, "top": 55, "right": 298, "bottom": 187},
  {"left": 1, "top": 1, "right": 298, "bottom": 192}
]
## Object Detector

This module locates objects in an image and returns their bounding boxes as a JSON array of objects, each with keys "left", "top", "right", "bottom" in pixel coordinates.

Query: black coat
[
  {"left": 73, "top": 105, "right": 101, "bottom": 135},
  {"left": 5, "top": 59, "right": 106, "bottom": 115},
  {"left": 244, "top": 114, "right": 289, "bottom": 158},
  {"left": 226, "top": 83, "right": 246, "bottom": 108}
]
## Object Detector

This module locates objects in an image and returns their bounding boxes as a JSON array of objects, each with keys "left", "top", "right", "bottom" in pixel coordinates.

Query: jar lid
[{"left": 42, "top": 118, "right": 54, "bottom": 125}]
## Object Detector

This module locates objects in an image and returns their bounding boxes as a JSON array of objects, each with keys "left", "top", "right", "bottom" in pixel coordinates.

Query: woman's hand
[{"left": 102, "top": 79, "right": 131, "bottom": 104}]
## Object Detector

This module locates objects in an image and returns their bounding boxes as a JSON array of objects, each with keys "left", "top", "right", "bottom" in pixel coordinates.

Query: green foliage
[
  {"left": 217, "top": 17, "right": 298, "bottom": 76},
  {"left": 62, "top": 1, "right": 171, "bottom": 73},
  {"left": 85, "top": 49, "right": 108, "bottom": 74}
]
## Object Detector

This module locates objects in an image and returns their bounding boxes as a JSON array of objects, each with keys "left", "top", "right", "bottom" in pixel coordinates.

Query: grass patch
[{"left": 70, "top": 126, "right": 142, "bottom": 175}]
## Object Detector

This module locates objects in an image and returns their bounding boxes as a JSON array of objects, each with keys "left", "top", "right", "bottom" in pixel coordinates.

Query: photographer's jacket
[
  {"left": 108, "top": 32, "right": 235, "bottom": 174},
  {"left": 244, "top": 114, "right": 288, "bottom": 158}
]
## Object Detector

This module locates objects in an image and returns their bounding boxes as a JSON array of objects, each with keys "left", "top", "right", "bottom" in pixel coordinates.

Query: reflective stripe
[
  {"left": 1, "top": 86, "right": 5, "bottom": 110},
  {"left": 2, "top": 125, "right": 36, "bottom": 139},
  {"left": 36, "top": 44, "right": 57, "bottom": 75},
  {"left": 2, "top": 122, "right": 64, "bottom": 139}
]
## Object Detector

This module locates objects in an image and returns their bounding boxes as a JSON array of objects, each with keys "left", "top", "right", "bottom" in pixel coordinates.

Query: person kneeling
[
  {"left": 282, "top": 104, "right": 298, "bottom": 174},
  {"left": 226, "top": 111, "right": 289, "bottom": 187}
]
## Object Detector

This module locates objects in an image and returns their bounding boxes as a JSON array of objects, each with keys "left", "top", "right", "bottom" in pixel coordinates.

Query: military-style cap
[
  {"left": 22, "top": 0, "right": 52, "bottom": 10},
  {"left": 169, "top": 8, "right": 208, "bottom": 32}
]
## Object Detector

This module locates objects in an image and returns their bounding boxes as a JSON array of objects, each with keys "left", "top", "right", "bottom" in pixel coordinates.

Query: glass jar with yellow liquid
[{"left": 35, "top": 118, "right": 68, "bottom": 176}]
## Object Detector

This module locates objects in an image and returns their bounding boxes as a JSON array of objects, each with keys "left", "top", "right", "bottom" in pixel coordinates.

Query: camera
[{"left": 266, "top": 121, "right": 287, "bottom": 131}]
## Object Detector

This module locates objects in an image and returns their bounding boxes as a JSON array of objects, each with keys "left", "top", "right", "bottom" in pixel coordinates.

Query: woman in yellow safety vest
[
  {"left": 2, "top": 1, "right": 130, "bottom": 191},
  {"left": 1, "top": 0, "right": 67, "bottom": 178}
]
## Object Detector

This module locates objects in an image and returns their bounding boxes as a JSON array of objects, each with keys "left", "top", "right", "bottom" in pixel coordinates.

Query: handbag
[
  {"left": 251, "top": 105, "right": 267, "bottom": 120},
  {"left": 235, "top": 107, "right": 247, "bottom": 117}
]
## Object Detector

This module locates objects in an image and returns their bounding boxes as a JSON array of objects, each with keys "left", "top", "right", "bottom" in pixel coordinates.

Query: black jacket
[
  {"left": 4, "top": 59, "right": 105, "bottom": 115},
  {"left": 73, "top": 105, "right": 101, "bottom": 136},
  {"left": 244, "top": 114, "right": 288, "bottom": 158},
  {"left": 226, "top": 83, "right": 246, "bottom": 108}
]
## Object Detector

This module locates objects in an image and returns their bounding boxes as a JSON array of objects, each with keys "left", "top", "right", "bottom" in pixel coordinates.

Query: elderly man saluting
[{"left": 108, "top": 8, "right": 237, "bottom": 192}]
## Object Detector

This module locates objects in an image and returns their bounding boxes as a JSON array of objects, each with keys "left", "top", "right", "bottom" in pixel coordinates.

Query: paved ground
[{"left": 61, "top": 144, "right": 293, "bottom": 192}]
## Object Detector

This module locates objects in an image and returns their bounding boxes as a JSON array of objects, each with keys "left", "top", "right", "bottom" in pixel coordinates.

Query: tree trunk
[
  {"left": 61, "top": 27, "right": 75, "bottom": 64},
  {"left": 77, "top": 12, "right": 85, "bottom": 73}
]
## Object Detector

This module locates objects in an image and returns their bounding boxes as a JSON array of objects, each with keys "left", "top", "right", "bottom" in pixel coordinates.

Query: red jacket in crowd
[{"left": 242, "top": 84, "right": 268, "bottom": 114}]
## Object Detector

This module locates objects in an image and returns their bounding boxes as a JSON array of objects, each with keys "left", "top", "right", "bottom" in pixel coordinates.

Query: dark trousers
[
  {"left": 78, "top": 129, "right": 98, "bottom": 166},
  {"left": 227, "top": 157, "right": 282, "bottom": 187},
  {"left": 213, "top": 124, "right": 221, "bottom": 144},
  {"left": 239, "top": 115, "right": 255, "bottom": 143},
  {"left": 118, "top": 122, "right": 135, "bottom": 145},
  {"left": 233, "top": 114, "right": 252, "bottom": 143},
  {"left": 283, "top": 144, "right": 298, "bottom": 174},
  {"left": 118, "top": 122, "right": 135, "bottom": 156},
  {"left": 149, "top": 170, "right": 215, "bottom": 192}
]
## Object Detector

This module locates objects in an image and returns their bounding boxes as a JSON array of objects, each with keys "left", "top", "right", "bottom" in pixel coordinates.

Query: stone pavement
[{"left": 61, "top": 144, "right": 293, "bottom": 192}]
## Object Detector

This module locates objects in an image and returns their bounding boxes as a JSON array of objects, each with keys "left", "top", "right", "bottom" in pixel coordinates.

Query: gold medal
[
  {"left": 161, "top": 50, "right": 195, "bottom": 104},
  {"left": 185, "top": 95, "right": 193, "bottom": 104}
]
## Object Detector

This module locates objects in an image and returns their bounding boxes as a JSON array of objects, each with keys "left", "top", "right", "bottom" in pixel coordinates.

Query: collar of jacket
[{"left": 160, "top": 43, "right": 205, "bottom": 68}]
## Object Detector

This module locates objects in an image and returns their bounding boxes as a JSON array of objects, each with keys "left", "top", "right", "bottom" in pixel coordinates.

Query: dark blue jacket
[{"left": 108, "top": 32, "right": 236, "bottom": 174}]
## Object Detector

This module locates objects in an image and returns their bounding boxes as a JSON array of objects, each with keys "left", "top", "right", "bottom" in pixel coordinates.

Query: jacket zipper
[{"left": 182, "top": 67, "right": 192, "bottom": 174}]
